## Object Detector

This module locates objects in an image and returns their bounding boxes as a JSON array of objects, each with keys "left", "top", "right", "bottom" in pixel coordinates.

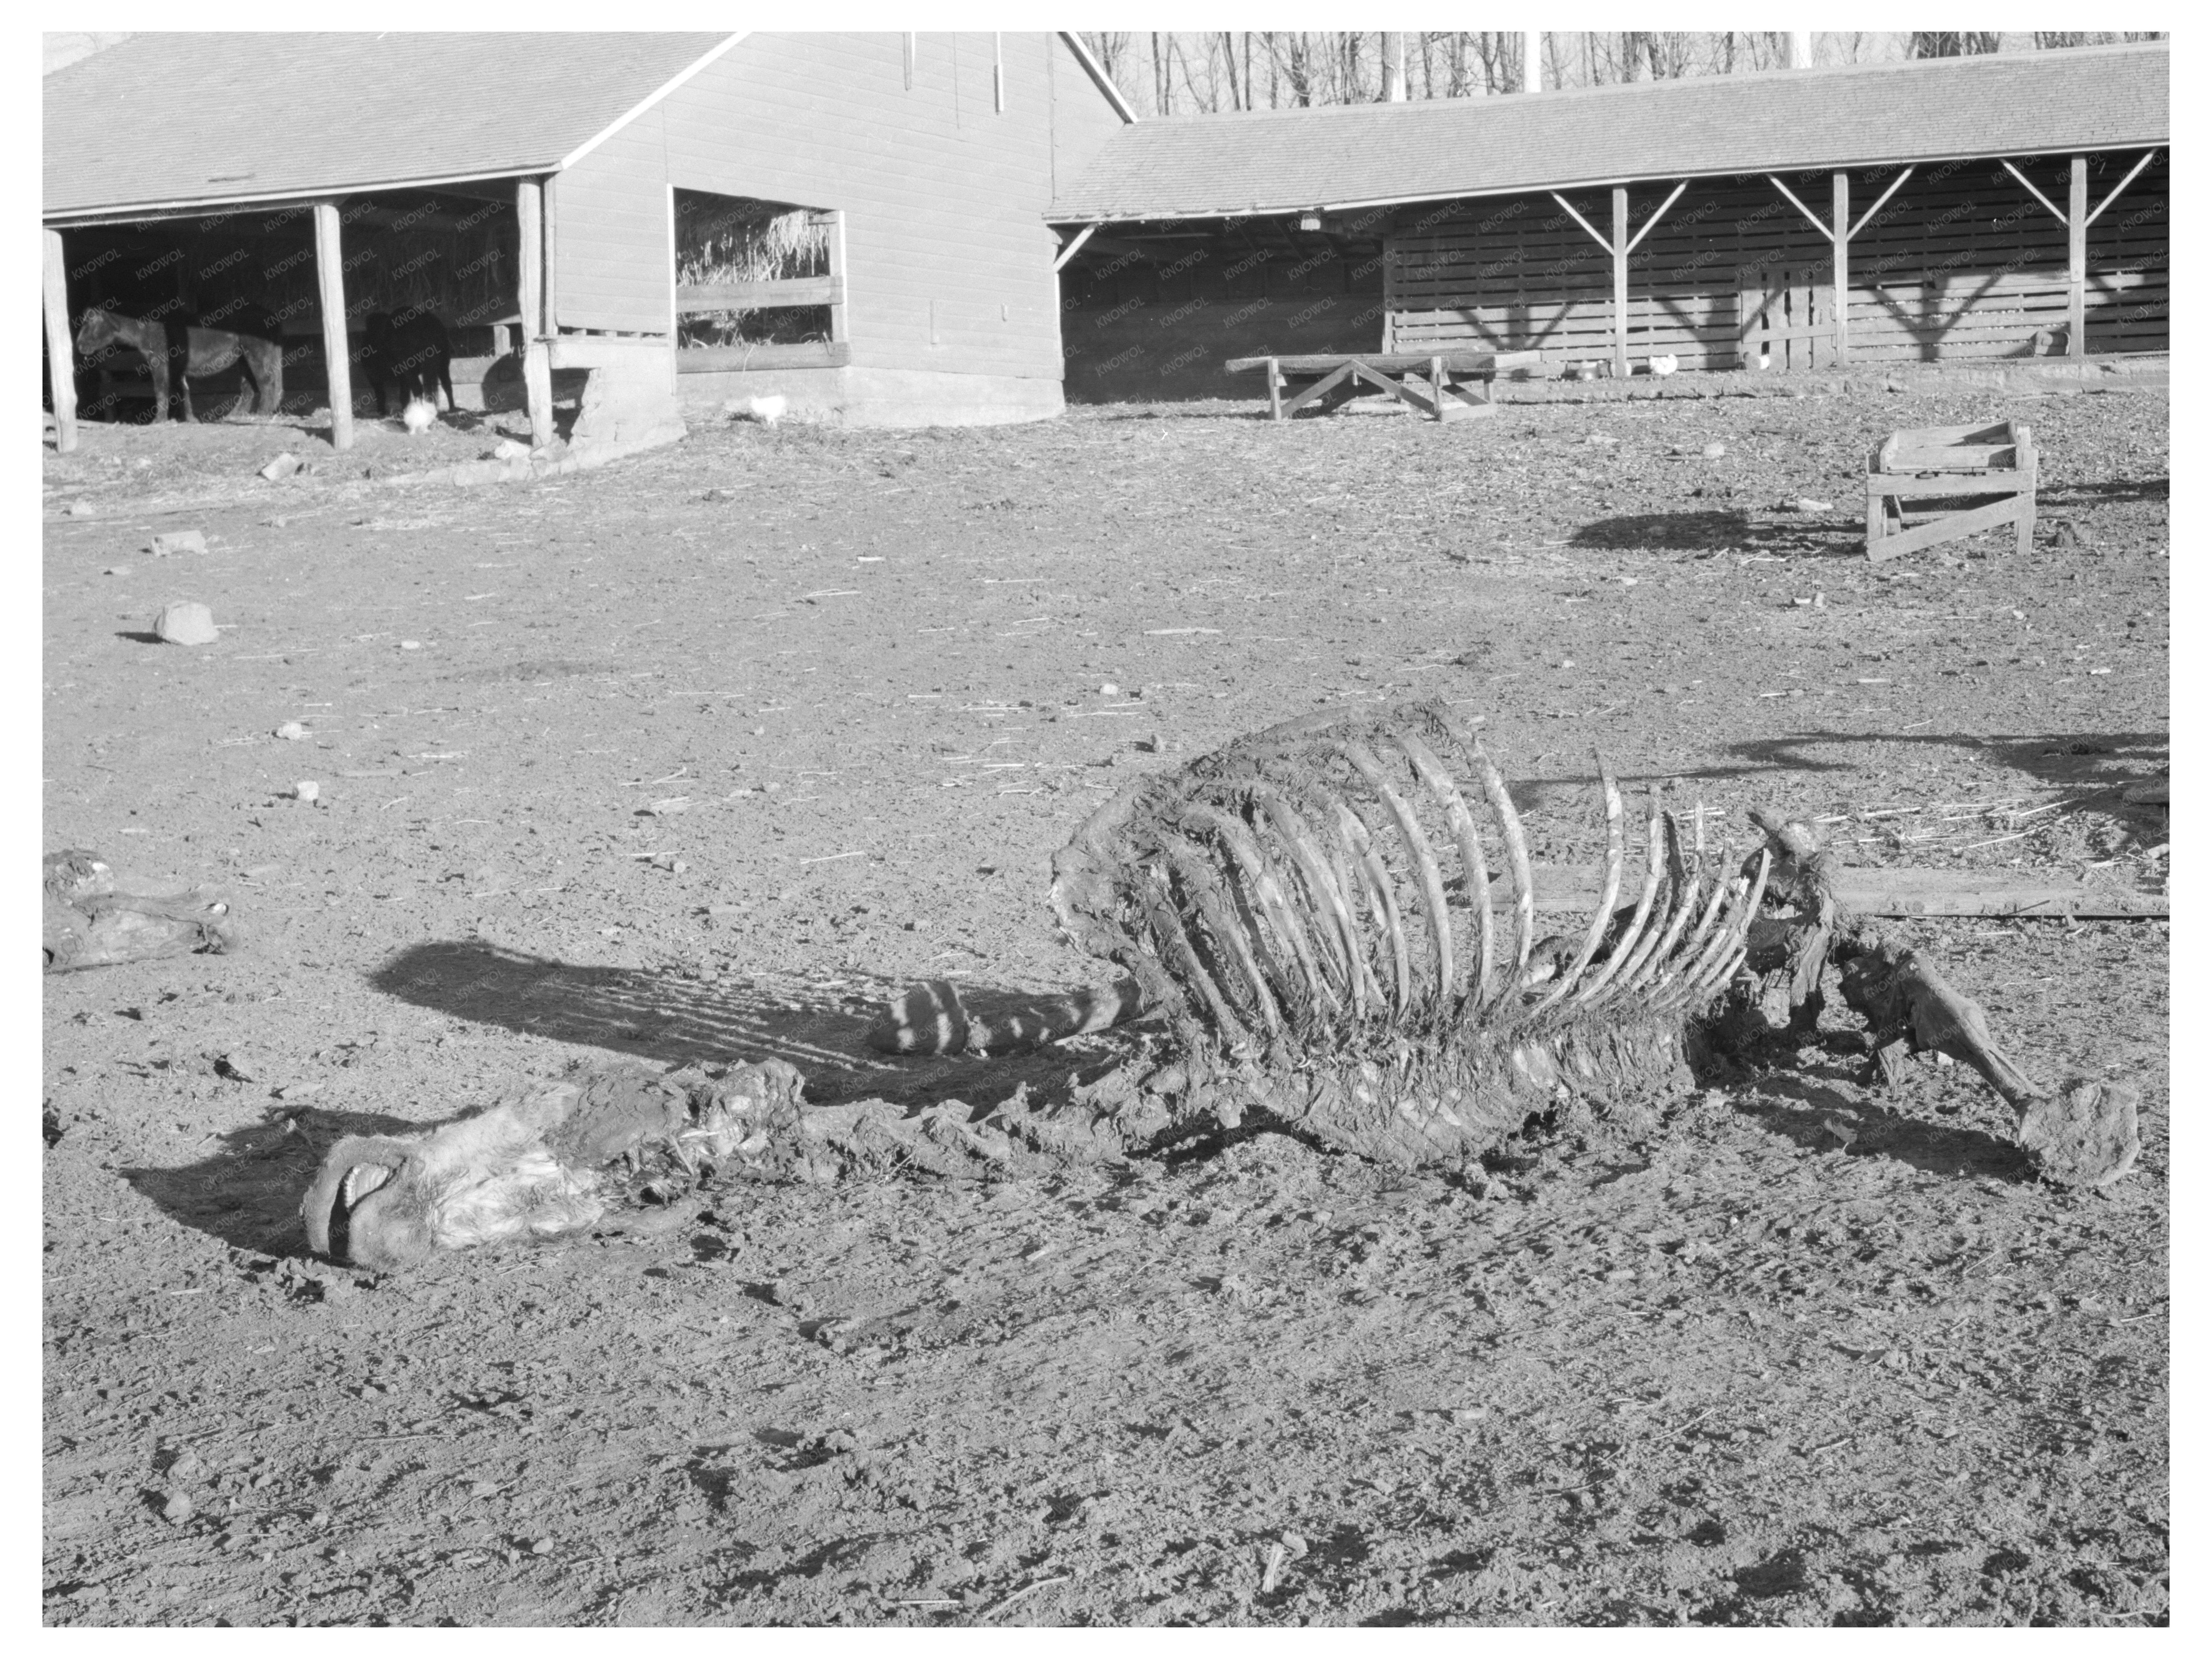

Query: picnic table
[
  {"left": 1224, "top": 350, "right": 1546, "bottom": 423},
  {"left": 1865, "top": 419, "right": 2038, "bottom": 562}
]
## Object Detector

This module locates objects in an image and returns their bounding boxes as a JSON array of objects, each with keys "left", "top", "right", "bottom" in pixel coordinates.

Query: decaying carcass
[
  {"left": 882, "top": 703, "right": 2133, "bottom": 1183},
  {"left": 299, "top": 1059, "right": 808, "bottom": 1273},
  {"left": 1732, "top": 809, "right": 2139, "bottom": 1188},
  {"left": 1025, "top": 701, "right": 1760, "bottom": 1165},
  {"left": 297, "top": 701, "right": 2137, "bottom": 1271},
  {"left": 43, "top": 848, "right": 245, "bottom": 971}
]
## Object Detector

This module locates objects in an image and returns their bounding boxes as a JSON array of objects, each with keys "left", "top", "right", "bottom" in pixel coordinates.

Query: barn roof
[
  {"left": 1052, "top": 41, "right": 2169, "bottom": 222},
  {"left": 43, "top": 32, "right": 740, "bottom": 220}
]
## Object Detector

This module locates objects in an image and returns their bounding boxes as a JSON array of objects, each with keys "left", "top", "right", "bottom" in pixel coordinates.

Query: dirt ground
[{"left": 42, "top": 380, "right": 2168, "bottom": 1627}]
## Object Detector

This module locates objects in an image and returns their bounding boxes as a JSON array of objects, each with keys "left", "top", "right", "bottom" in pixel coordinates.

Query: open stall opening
[
  {"left": 674, "top": 188, "right": 846, "bottom": 371},
  {"left": 53, "top": 188, "right": 525, "bottom": 426}
]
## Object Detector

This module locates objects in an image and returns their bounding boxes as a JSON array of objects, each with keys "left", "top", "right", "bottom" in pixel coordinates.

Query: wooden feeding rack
[
  {"left": 1865, "top": 419, "right": 2038, "bottom": 562},
  {"left": 1225, "top": 350, "right": 1544, "bottom": 423}
]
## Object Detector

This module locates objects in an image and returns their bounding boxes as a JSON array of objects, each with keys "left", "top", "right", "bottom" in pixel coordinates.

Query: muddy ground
[{"left": 42, "top": 381, "right": 2168, "bottom": 1626}]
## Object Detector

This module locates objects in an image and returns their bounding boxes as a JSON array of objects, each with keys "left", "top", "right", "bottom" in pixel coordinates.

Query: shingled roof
[
  {"left": 43, "top": 32, "right": 738, "bottom": 220},
  {"left": 1051, "top": 41, "right": 2168, "bottom": 221}
]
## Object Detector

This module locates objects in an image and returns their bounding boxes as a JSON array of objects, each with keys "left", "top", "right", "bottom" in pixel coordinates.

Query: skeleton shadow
[
  {"left": 113, "top": 941, "right": 1149, "bottom": 1259},
  {"left": 1732, "top": 1072, "right": 2033, "bottom": 1183},
  {"left": 366, "top": 938, "right": 1144, "bottom": 1110},
  {"left": 1505, "top": 727, "right": 2167, "bottom": 839}
]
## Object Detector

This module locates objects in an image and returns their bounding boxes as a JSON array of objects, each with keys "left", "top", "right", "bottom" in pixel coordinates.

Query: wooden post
[
  {"left": 43, "top": 227, "right": 77, "bottom": 452},
  {"left": 1788, "top": 31, "right": 1813, "bottom": 69},
  {"left": 1522, "top": 30, "right": 1542, "bottom": 93},
  {"left": 312, "top": 202, "right": 354, "bottom": 452},
  {"left": 1267, "top": 356, "right": 1283, "bottom": 421},
  {"left": 1831, "top": 171, "right": 1850, "bottom": 365},
  {"left": 820, "top": 209, "right": 849, "bottom": 346},
  {"left": 1864, "top": 444, "right": 1886, "bottom": 555},
  {"left": 517, "top": 177, "right": 555, "bottom": 448},
  {"left": 2067, "top": 156, "right": 2088, "bottom": 359},
  {"left": 1381, "top": 244, "right": 1398, "bottom": 351},
  {"left": 1611, "top": 185, "right": 1630, "bottom": 378}
]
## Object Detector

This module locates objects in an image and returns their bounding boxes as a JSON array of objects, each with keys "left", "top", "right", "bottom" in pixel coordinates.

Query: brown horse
[{"left": 73, "top": 307, "right": 283, "bottom": 422}]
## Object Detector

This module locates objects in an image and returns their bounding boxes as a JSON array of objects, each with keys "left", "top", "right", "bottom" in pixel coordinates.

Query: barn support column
[
  {"left": 2068, "top": 156, "right": 2088, "bottom": 358},
  {"left": 2004, "top": 150, "right": 2159, "bottom": 359},
  {"left": 517, "top": 177, "right": 555, "bottom": 448},
  {"left": 1522, "top": 30, "right": 1542, "bottom": 92},
  {"left": 2075, "top": 150, "right": 2160, "bottom": 357},
  {"left": 43, "top": 227, "right": 76, "bottom": 453},
  {"left": 1768, "top": 167, "right": 1909, "bottom": 370},
  {"left": 1551, "top": 181, "right": 1685, "bottom": 378},
  {"left": 312, "top": 202, "right": 354, "bottom": 452},
  {"left": 1611, "top": 186, "right": 1630, "bottom": 376},
  {"left": 1831, "top": 172, "right": 1850, "bottom": 363}
]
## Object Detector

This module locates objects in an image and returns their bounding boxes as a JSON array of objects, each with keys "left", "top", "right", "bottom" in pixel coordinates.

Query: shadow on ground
[
  {"left": 1734, "top": 1073, "right": 2032, "bottom": 1183},
  {"left": 1721, "top": 728, "right": 2167, "bottom": 792},
  {"left": 1506, "top": 728, "right": 2167, "bottom": 835},
  {"left": 115, "top": 942, "right": 1150, "bottom": 1256},
  {"left": 366, "top": 939, "right": 1141, "bottom": 1107},
  {"left": 1570, "top": 509, "right": 1861, "bottom": 556},
  {"left": 119, "top": 1102, "right": 429, "bottom": 1256}
]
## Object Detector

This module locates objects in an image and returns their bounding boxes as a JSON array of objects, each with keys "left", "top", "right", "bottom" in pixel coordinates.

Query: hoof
[{"left": 2018, "top": 1080, "right": 2141, "bottom": 1188}]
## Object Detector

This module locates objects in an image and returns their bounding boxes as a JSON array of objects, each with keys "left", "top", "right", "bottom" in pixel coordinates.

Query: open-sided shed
[
  {"left": 41, "top": 31, "right": 1132, "bottom": 449},
  {"left": 1050, "top": 42, "right": 2167, "bottom": 400}
]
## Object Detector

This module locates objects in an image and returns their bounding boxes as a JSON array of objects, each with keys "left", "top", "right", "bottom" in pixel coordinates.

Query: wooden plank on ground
[
  {"left": 1865, "top": 494, "right": 2023, "bottom": 563},
  {"left": 1523, "top": 864, "right": 2165, "bottom": 919}
]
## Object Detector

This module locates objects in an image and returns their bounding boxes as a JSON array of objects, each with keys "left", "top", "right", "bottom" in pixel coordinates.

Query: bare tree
[
  {"left": 1910, "top": 32, "right": 2003, "bottom": 57},
  {"left": 1073, "top": 29, "right": 2154, "bottom": 115},
  {"left": 2034, "top": 30, "right": 2167, "bottom": 48},
  {"left": 1078, "top": 31, "right": 1133, "bottom": 102}
]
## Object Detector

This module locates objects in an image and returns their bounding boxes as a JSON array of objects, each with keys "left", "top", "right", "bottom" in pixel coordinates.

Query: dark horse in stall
[
  {"left": 73, "top": 307, "right": 284, "bottom": 422},
  {"left": 363, "top": 310, "right": 456, "bottom": 416}
]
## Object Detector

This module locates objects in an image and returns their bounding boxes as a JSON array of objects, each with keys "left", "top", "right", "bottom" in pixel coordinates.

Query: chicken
[
  {"left": 1649, "top": 353, "right": 1679, "bottom": 377},
  {"left": 401, "top": 394, "right": 436, "bottom": 434},
  {"left": 737, "top": 393, "right": 787, "bottom": 427}
]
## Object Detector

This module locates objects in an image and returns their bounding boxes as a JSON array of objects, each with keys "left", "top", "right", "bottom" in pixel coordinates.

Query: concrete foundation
[
  {"left": 677, "top": 364, "right": 1065, "bottom": 428},
  {"left": 549, "top": 335, "right": 688, "bottom": 452}
]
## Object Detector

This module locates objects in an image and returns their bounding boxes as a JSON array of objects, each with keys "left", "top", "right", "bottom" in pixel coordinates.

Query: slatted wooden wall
[
  {"left": 2084, "top": 150, "right": 2169, "bottom": 355},
  {"left": 1384, "top": 150, "right": 2166, "bottom": 368}
]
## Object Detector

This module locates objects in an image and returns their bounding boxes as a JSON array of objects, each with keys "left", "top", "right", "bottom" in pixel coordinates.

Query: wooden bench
[
  {"left": 1225, "top": 350, "right": 1545, "bottom": 423},
  {"left": 1866, "top": 419, "right": 2038, "bottom": 562}
]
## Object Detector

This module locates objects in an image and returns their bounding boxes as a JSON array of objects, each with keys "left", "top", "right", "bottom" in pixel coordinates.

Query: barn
[
  {"left": 1049, "top": 41, "right": 2168, "bottom": 402},
  {"left": 41, "top": 31, "right": 1132, "bottom": 452}
]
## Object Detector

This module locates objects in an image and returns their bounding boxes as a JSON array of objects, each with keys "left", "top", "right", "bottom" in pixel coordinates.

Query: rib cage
[{"left": 1051, "top": 702, "right": 1770, "bottom": 1109}]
